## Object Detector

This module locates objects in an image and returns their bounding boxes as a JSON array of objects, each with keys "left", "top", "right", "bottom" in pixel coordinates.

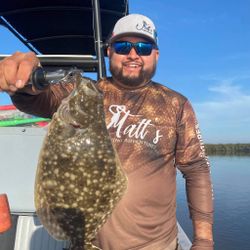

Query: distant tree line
[{"left": 204, "top": 143, "right": 250, "bottom": 156}]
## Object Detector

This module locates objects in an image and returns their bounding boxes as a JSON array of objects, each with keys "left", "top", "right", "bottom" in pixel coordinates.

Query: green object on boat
[{"left": 0, "top": 117, "right": 50, "bottom": 127}]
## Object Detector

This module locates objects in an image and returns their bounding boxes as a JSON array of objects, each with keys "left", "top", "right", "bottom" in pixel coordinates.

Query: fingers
[
  {"left": 15, "top": 51, "right": 40, "bottom": 88},
  {"left": 0, "top": 51, "right": 40, "bottom": 93},
  {"left": 1, "top": 56, "right": 18, "bottom": 91}
]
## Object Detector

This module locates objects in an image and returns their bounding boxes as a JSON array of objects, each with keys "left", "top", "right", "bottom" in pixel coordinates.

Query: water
[{"left": 176, "top": 156, "right": 250, "bottom": 250}]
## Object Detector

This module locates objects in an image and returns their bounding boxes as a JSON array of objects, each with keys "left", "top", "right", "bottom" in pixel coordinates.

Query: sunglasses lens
[
  {"left": 112, "top": 42, "right": 154, "bottom": 56},
  {"left": 113, "top": 42, "right": 132, "bottom": 55},
  {"left": 136, "top": 42, "right": 153, "bottom": 56}
]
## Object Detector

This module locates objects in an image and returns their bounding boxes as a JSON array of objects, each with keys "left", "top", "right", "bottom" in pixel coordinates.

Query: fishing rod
[
  {"left": 30, "top": 67, "right": 69, "bottom": 90},
  {"left": 0, "top": 68, "right": 80, "bottom": 127}
]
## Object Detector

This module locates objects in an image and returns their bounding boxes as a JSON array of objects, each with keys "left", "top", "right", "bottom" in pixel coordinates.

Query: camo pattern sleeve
[
  {"left": 175, "top": 100, "right": 214, "bottom": 224},
  {"left": 11, "top": 82, "right": 75, "bottom": 118}
]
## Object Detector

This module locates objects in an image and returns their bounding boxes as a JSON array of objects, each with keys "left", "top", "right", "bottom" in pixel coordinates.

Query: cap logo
[{"left": 136, "top": 20, "right": 153, "bottom": 35}]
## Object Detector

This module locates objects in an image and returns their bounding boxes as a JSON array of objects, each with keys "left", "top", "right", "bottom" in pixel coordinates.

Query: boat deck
[{"left": 0, "top": 214, "right": 191, "bottom": 250}]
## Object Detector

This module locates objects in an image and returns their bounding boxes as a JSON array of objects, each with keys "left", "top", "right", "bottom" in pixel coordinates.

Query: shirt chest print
[{"left": 107, "top": 105, "right": 163, "bottom": 145}]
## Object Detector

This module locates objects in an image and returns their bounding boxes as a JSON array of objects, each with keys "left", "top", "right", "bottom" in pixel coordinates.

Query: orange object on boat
[{"left": 0, "top": 194, "right": 12, "bottom": 233}]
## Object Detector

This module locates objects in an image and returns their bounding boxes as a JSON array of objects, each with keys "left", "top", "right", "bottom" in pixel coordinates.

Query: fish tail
[
  {"left": 69, "top": 242, "right": 101, "bottom": 250},
  {"left": 84, "top": 243, "right": 102, "bottom": 250}
]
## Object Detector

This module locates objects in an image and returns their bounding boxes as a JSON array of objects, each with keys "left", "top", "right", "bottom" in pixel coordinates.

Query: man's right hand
[{"left": 0, "top": 51, "right": 40, "bottom": 95}]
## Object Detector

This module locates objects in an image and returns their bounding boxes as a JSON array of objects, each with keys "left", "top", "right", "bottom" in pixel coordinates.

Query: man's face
[{"left": 107, "top": 36, "right": 159, "bottom": 88}]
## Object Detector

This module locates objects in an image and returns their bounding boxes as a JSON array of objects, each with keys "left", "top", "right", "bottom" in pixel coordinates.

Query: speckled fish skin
[{"left": 34, "top": 72, "right": 127, "bottom": 250}]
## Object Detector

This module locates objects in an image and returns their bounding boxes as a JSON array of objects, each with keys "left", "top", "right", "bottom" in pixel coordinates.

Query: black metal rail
[{"left": 92, "top": 0, "right": 106, "bottom": 79}]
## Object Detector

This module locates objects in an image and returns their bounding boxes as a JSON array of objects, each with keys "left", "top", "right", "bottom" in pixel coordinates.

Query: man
[{"left": 0, "top": 14, "right": 214, "bottom": 250}]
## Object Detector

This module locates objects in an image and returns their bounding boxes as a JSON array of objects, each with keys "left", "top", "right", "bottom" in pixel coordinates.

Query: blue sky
[{"left": 0, "top": 0, "right": 250, "bottom": 143}]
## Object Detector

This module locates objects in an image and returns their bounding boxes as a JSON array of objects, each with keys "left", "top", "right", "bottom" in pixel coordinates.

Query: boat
[{"left": 0, "top": 1, "right": 192, "bottom": 249}]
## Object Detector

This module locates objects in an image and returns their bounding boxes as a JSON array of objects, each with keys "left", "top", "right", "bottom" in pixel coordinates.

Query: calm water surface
[{"left": 176, "top": 156, "right": 250, "bottom": 250}]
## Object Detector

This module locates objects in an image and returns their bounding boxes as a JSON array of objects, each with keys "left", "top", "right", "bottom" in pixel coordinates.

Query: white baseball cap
[{"left": 109, "top": 14, "right": 158, "bottom": 46}]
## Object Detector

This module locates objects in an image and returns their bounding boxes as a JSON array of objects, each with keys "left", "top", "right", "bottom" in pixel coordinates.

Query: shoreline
[{"left": 205, "top": 143, "right": 250, "bottom": 156}]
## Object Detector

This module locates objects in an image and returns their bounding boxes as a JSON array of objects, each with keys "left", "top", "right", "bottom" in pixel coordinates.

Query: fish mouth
[
  {"left": 69, "top": 121, "right": 82, "bottom": 129},
  {"left": 58, "top": 102, "right": 85, "bottom": 129}
]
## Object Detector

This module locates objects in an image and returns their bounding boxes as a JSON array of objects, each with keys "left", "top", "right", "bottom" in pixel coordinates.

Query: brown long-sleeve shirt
[{"left": 11, "top": 78, "right": 213, "bottom": 250}]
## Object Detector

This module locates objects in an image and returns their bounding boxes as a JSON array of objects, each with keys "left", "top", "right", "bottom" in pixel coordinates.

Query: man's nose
[{"left": 127, "top": 47, "right": 139, "bottom": 58}]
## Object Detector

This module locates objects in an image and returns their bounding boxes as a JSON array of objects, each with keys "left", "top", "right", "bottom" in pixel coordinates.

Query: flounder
[{"left": 34, "top": 71, "right": 127, "bottom": 250}]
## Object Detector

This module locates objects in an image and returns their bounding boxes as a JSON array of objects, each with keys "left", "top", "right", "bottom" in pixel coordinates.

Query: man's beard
[{"left": 109, "top": 60, "right": 156, "bottom": 87}]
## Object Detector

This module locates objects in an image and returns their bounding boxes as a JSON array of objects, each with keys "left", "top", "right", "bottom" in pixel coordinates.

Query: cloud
[
  {"left": 208, "top": 80, "right": 250, "bottom": 101},
  {"left": 193, "top": 79, "right": 250, "bottom": 143}
]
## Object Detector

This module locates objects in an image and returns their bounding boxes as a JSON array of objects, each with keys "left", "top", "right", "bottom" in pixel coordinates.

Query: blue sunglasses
[{"left": 112, "top": 41, "right": 158, "bottom": 56}]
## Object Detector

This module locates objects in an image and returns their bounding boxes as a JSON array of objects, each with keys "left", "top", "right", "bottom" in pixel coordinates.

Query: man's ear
[
  {"left": 155, "top": 50, "right": 159, "bottom": 62},
  {"left": 107, "top": 46, "right": 111, "bottom": 58}
]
